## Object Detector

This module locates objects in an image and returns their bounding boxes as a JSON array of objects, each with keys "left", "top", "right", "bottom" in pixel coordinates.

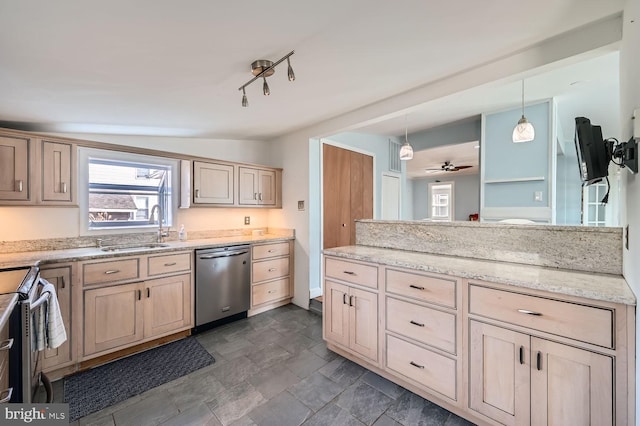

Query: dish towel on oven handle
[{"left": 41, "top": 278, "right": 67, "bottom": 349}]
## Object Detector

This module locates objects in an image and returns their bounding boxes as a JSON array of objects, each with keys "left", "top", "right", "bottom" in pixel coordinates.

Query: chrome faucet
[{"left": 149, "top": 204, "right": 169, "bottom": 243}]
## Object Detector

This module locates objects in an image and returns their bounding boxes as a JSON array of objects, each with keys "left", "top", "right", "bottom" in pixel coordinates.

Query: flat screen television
[{"left": 574, "top": 116, "right": 611, "bottom": 185}]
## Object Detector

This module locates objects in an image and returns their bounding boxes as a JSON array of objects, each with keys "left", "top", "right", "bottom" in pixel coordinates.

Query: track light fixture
[{"left": 239, "top": 50, "right": 295, "bottom": 107}]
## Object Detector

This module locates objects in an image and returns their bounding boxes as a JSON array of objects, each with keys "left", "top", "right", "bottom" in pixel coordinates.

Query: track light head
[
  {"left": 262, "top": 77, "right": 270, "bottom": 96},
  {"left": 287, "top": 57, "right": 295, "bottom": 82},
  {"left": 241, "top": 88, "right": 248, "bottom": 107}
]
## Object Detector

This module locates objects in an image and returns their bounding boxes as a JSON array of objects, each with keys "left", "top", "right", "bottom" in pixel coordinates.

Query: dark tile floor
[{"left": 62, "top": 304, "right": 475, "bottom": 425}]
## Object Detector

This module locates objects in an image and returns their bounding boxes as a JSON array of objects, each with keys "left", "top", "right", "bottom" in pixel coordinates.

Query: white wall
[{"left": 619, "top": 0, "right": 640, "bottom": 420}]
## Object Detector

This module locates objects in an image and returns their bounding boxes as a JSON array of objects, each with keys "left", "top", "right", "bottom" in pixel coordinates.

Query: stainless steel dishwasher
[{"left": 195, "top": 245, "right": 250, "bottom": 331}]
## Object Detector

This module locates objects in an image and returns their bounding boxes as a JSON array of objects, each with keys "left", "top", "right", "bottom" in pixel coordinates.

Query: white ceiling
[{"left": 0, "top": 1, "right": 624, "bottom": 141}]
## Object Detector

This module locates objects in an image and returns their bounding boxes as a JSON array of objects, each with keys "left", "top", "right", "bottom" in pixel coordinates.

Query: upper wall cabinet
[
  {"left": 0, "top": 131, "right": 76, "bottom": 206},
  {"left": 193, "top": 160, "right": 235, "bottom": 205},
  {"left": 238, "top": 167, "right": 276, "bottom": 206},
  {"left": 0, "top": 134, "right": 31, "bottom": 202}
]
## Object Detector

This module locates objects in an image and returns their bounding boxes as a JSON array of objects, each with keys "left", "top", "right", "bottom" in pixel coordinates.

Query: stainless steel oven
[{"left": 7, "top": 267, "right": 54, "bottom": 403}]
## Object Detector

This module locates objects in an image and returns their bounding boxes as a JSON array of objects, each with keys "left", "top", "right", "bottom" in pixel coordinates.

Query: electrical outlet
[
  {"left": 298, "top": 200, "right": 305, "bottom": 211},
  {"left": 534, "top": 191, "right": 543, "bottom": 202},
  {"left": 244, "top": 216, "right": 250, "bottom": 225}
]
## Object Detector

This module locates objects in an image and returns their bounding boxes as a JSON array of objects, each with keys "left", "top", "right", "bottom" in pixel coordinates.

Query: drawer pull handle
[
  {"left": 62, "top": 182, "right": 67, "bottom": 193},
  {"left": 519, "top": 346, "right": 524, "bottom": 365},
  {"left": 517, "top": 309, "right": 542, "bottom": 316},
  {"left": 268, "top": 268, "right": 277, "bottom": 272},
  {"left": 0, "top": 388, "right": 13, "bottom": 403},
  {"left": 343, "top": 271, "right": 356, "bottom": 275},
  {"left": 164, "top": 262, "right": 177, "bottom": 266},
  {"left": 409, "top": 320, "right": 425, "bottom": 327},
  {"left": 137, "top": 290, "right": 142, "bottom": 300},
  {"left": 17, "top": 180, "right": 23, "bottom": 192},
  {"left": 536, "top": 351, "right": 542, "bottom": 370},
  {"left": 0, "top": 338, "right": 14, "bottom": 351},
  {"left": 349, "top": 295, "right": 354, "bottom": 307},
  {"left": 409, "top": 284, "right": 425, "bottom": 290},
  {"left": 147, "top": 288, "right": 150, "bottom": 298},
  {"left": 61, "top": 276, "right": 65, "bottom": 289},
  {"left": 104, "top": 270, "right": 120, "bottom": 275},
  {"left": 195, "top": 189, "right": 200, "bottom": 198},
  {"left": 343, "top": 293, "right": 347, "bottom": 305},
  {"left": 409, "top": 361, "right": 425, "bottom": 369},
  {"left": 254, "top": 192, "right": 258, "bottom": 200}
]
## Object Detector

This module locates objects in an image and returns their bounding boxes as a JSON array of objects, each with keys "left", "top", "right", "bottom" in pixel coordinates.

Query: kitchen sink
[{"left": 100, "top": 243, "right": 170, "bottom": 252}]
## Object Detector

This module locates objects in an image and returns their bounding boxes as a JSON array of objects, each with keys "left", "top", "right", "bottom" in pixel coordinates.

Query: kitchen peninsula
[{"left": 323, "top": 220, "right": 635, "bottom": 426}]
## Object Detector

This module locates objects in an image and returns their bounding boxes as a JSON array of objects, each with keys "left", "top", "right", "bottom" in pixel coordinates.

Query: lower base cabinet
[
  {"left": 40, "top": 265, "right": 73, "bottom": 371},
  {"left": 83, "top": 274, "right": 191, "bottom": 357}
]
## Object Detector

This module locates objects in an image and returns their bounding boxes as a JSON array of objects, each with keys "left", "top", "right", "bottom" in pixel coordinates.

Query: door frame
[{"left": 315, "top": 139, "right": 377, "bottom": 298}]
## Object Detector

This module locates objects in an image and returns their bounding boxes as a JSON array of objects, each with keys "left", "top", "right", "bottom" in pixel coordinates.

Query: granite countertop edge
[
  {"left": 0, "top": 234, "right": 294, "bottom": 270},
  {"left": 323, "top": 246, "right": 636, "bottom": 306}
]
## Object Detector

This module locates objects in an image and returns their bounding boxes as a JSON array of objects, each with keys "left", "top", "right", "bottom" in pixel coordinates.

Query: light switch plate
[
  {"left": 244, "top": 216, "right": 250, "bottom": 225},
  {"left": 534, "top": 191, "right": 543, "bottom": 202}
]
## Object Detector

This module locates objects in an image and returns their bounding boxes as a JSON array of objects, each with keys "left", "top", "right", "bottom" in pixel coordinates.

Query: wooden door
[
  {"left": 40, "top": 266, "right": 73, "bottom": 370},
  {"left": 0, "top": 135, "right": 29, "bottom": 201},
  {"left": 531, "top": 337, "right": 613, "bottom": 426},
  {"left": 323, "top": 280, "right": 350, "bottom": 347},
  {"left": 144, "top": 274, "right": 191, "bottom": 338},
  {"left": 349, "top": 286, "right": 378, "bottom": 362},
  {"left": 469, "top": 321, "right": 530, "bottom": 426},
  {"left": 238, "top": 167, "right": 259, "bottom": 205},
  {"left": 41, "top": 140, "right": 72, "bottom": 202},
  {"left": 323, "top": 144, "right": 373, "bottom": 248},
  {"left": 193, "top": 161, "right": 234, "bottom": 204},
  {"left": 84, "top": 282, "right": 143, "bottom": 356}
]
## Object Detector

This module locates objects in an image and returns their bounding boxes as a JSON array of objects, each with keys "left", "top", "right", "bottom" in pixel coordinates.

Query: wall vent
[{"left": 389, "top": 140, "right": 401, "bottom": 172}]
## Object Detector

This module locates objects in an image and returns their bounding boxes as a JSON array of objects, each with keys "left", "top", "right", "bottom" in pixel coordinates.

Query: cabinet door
[
  {"left": 258, "top": 169, "right": 276, "bottom": 205},
  {"left": 238, "top": 167, "right": 259, "bottom": 205},
  {"left": 41, "top": 140, "right": 72, "bottom": 202},
  {"left": 469, "top": 321, "right": 530, "bottom": 426},
  {"left": 144, "top": 274, "right": 191, "bottom": 338},
  {"left": 531, "top": 337, "right": 613, "bottom": 426},
  {"left": 84, "top": 283, "right": 143, "bottom": 356},
  {"left": 349, "top": 286, "right": 378, "bottom": 362},
  {"left": 324, "top": 280, "right": 350, "bottom": 347},
  {"left": 193, "top": 161, "right": 234, "bottom": 204},
  {"left": 0, "top": 135, "right": 29, "bottom": 201},
  {"left": 40, "top": 266, "right": 73, "bottom": 370}
]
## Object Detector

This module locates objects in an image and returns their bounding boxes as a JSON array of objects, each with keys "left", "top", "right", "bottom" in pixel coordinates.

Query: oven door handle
[
  {"left": 199, "top": 251, "right": 248, "bottom": 259},
  {"left": 30, "top": 278, "right": 53, "bottom": 311}
]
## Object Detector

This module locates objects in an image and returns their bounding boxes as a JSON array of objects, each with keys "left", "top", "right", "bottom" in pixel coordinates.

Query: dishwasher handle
[{"left": 199, "top": 250, "right": 248, "bottom": 260}]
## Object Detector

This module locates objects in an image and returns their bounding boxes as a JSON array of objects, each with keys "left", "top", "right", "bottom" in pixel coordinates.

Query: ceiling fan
[{"left": 425, "top": 161, "right": 473, "bottom": 173}]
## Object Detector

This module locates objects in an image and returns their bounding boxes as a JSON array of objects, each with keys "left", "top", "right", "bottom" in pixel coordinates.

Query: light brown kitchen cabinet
[
  {"left": 0, "top": 134, "right": 30, "bottom": 201},
  {"left": 81, "top": 251, "right": 193, "bottom": 359},
  {"left": 469, "top": 320, "right": 613, "bottom": 426},
  {"left": 238, "top": 167, "right": 276, "bottom": 205},
  {"left": 193, "top": 160, "right": 235, "bottom": 205},
  {"left": 40, "top": 265, "right": 74, "bottom": 371},
  {"left": 41, "top": 140, "right": 73, "bottom": 203},
  {"left": 250, "top": 241, "right": 293, "bottom": 314},
  {"left": 84, "top": 282, "right": 144, "bottom": 356},
  {"left": 143, "top": 274, "right": 191, "bottom": 338}
]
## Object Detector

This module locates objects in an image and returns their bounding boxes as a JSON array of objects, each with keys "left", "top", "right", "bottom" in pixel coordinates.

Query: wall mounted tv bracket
[{"left": 607, "top": 137, "right": 638, "bottom": 173}]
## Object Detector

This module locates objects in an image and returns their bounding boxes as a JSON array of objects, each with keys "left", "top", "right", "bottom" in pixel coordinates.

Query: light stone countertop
[
  {"left": 323, "top": 245, "right": 636, "bottom": 306},
  {"left": 0, "top": 234, "right": 293, "bottom": 270}
]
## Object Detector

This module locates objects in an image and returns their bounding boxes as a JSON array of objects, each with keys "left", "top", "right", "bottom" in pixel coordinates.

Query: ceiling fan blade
[{"left": 454, "top": 165, "right": 473, "bottom": 170}]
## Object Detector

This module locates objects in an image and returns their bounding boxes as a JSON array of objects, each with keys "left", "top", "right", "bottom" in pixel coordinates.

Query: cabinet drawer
[
  {"left": 83, "top": 258, "right": 139, "bottom": 286},
  {"left": 325, "top": 257, "right": 378, "bottom": 289},
  {"left": 386, "top": 269, "right": 456, "bottom": 308},
  {"left": 148, "top": 252, "right": 191, "bottom": 276},
  {"left": 469, "top": 284, "right": 614, "bottom": 348},
  {"left": 252, "top": 258, "right": 289, "bottom": 283},
  {"left": 386, "top": 335, "right": 457, "bottom": 401},
  {"left": 253, "top": 278, "right": 290, "bottom": 306},
  {"left": 386, "top": 297, "right": 456, "bottom": 354},
  {"left": 253, "top": 242, "right": 289, "bottom": 260}
]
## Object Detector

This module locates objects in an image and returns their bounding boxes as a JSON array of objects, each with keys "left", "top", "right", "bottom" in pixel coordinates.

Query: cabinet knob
[{"left": 341, "top": 224, "right": 346, "bottom": 227}]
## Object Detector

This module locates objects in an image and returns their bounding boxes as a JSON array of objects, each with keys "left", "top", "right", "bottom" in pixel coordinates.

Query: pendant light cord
[{"left": 521, "top": 80, "right": 525, "bottom": 117}]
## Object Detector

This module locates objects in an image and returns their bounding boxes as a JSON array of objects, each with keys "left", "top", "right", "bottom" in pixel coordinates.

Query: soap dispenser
[{"left": 178, "top": 224, "right": 187, "bottom": 241}]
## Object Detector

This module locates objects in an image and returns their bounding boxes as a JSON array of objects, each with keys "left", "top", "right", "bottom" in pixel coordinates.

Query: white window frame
[
  {"left": 78, "top": 147, "right": 180, "bottom": 236},
  {"left": 428, "top": 181, "right": 455, "bottom": 221}
]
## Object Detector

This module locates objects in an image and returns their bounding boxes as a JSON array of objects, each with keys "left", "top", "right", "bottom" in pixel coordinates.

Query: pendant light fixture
[
  {"left": 239, "top": 51, "right": 295, "bottom": 107},
  {"left": 512, "top": 80, "right": 535, "bottom": 143},
  {"left": 399, "top": 125, "right": 414, "bottom": 161}
]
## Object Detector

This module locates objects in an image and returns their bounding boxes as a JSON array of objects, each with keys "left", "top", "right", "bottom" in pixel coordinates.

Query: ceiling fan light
[
  {"left": 512, "top": 116, "right": 535, "bottom": 142},
  {"left": 399, "top": 141, "right": 413, "bottom": 161}
]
